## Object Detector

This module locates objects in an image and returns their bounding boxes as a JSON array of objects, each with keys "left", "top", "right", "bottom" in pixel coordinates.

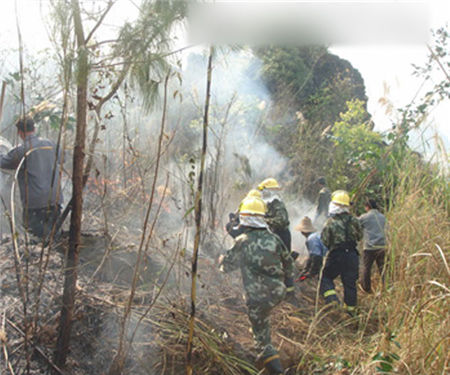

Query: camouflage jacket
[
  {"left": 321, "top": 213, "right": 362, "bottom": 252},
  {"left": 221, "top": 227, "right": 295, "bottom": 304},
  {"left": 265, "top": 199, "right": 290, "bottom": 232}
]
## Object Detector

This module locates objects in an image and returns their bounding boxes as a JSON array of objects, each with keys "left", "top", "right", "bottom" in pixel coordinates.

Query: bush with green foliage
[{"left": 328, "top": 99, "right": 384, "bottom": 193}]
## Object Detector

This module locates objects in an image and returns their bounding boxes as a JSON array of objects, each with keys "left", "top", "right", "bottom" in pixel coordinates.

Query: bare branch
[{"left": 85, "top": 0, "right": 116, "bottom": 45}]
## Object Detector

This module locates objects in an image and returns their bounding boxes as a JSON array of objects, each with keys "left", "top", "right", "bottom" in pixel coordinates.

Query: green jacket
[
  {"left": 266, "top": 199, "right": 290, "bottom": 232},
  {"left": 321, "top": 213, "right": 362, "bottom": 252},
  {"left": 221, "top": 227, "right": 295, "bottom": 304}
]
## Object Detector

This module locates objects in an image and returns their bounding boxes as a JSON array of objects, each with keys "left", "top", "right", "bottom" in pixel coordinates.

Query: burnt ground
[{"left": 0, "top": 230, "right": 367, "bottom": 375}]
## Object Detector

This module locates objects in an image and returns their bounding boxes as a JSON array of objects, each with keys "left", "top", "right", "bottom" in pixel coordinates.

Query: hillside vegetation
[{"left": 0, "top": 2, "right": 448, "bottom": 374}]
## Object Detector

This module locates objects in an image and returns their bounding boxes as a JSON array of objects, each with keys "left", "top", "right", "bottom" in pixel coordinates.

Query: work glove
[
  {"left": 296, "top": 260, "right": 310, "bottom": 281},
  {"left": 295, "top": 274, "right": 308, "bottom": 282},
  {"left": 228, "top": 212, "right": 238, "bottom": 222}
]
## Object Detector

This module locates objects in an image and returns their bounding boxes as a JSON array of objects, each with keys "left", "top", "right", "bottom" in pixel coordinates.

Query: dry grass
[
  {"left": 274, "top": 160, "right": 450, "bottom": 375},
  {"left": 187, "top": 158, "right": 448, "bottom": 375},
  {"left": 142, "top": 158, "right": 449, "bottom": 375},
  {"left": 1, "top": 155, "right": 447, "bottom": 375}
]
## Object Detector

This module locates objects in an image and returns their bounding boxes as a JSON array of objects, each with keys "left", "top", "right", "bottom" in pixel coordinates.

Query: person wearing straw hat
[
  {"left": 219, "top": 195, "right": 294, "bottom": 375},
  {"left": 0, "top": 117, "right": 63, "bottom": 240},
  {"left": 320, "top": 190, "right": 362, "bottom": 315},
  {"left": 295, "top": 216, "right": 328, "bottom": 279}
]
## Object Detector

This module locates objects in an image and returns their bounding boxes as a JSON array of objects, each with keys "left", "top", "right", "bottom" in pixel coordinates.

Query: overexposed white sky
[
  {"left": 0, "top": 0, "right": 448, "bottom": 151},
  {"left": 330, "top": 0, "right": 449, "bottom": 138}
]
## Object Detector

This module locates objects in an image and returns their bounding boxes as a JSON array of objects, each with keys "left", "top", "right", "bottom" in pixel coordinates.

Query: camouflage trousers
[{"left": 246, "top": 296, "right": 283, "bottom": 359}]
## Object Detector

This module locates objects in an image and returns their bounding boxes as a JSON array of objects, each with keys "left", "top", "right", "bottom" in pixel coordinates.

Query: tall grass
[
  {"left": 282, "top": 155, "right": 449, "bottom": 375},
  {"left": 377, "top": 157, "right": 449, "bottom": 374},
  {"left": 94, "top": 151, "right": 447, "bottom": 375}
]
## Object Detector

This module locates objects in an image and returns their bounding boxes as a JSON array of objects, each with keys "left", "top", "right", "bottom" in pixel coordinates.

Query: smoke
[
  {"left": 179, "top": 48, "right": 319, "bottom": 237},
  {"left": 138, "top": 47, "right": 324, "bottom": 263},
  {"left": 0, "top": 46, "right": 322, "bottom": 372},
  {"left": 87, "top": 48, "right": 297, "bottom": 230},
  {"left": 178, "top": 50, "right": 288, "bottom": 195}
]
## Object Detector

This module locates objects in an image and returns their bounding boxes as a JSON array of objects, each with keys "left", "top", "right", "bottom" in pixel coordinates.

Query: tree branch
[{"left": 85, "top": 0, "right": 116, "bottom": 45}]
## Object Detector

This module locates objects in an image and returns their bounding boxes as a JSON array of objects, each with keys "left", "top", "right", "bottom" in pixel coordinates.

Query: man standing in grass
[
  {"left": 219, "top": 195, "right": 295, "bottom": 375},
  {"left": 0, "top": 117, "right": 63, "bottom": 240},
  {"left": 358, "top": 198, "right": 387, "bottom": 293},
  {"left": 320, "top": 190, "right": 362, "bottom": 315}
]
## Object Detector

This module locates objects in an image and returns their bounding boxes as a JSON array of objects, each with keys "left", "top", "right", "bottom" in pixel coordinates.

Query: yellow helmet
[
  {"left": 239, "top": 196, "right": 267, "bottom": 216},
  {"left": 246, "top": 189, "right": 262, "bottom": 198},
  {"left": 257, "top": 177, "right": 280, "bottom": 191},
  {"left": 331, "top": 190, "right": 350, "bottom": 206}
]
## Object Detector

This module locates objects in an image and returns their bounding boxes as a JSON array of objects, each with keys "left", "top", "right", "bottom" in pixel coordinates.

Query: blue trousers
[{"left": 320, "top": 249, "right": 359, "bottom": 307}]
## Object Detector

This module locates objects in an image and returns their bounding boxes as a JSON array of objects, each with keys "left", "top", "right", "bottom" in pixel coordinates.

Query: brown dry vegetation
[
  {"left": 0, "top": 154, "right": 447, "bottom": 375},
  {"left": 0, "top": 4, "right": 448, "bottom": 373}
]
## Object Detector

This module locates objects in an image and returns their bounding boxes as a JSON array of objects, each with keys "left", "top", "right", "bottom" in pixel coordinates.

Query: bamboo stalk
[
  {"left": 0, "top": 82, "right": 6, "bottom": 126},
  {"left": 14, "top": 7, "right": 31, "bottom": 374},
  {"left": 186, "top": 46, "right": 214, "bottom": 375}
]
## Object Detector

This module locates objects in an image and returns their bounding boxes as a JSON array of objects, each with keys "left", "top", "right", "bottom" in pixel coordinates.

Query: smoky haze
[
  {"left": 169, "top": 48, "right": 317, "bottom": 255},
  {"left": 0, "top": 45, "right": 319, "bottom": 373}
]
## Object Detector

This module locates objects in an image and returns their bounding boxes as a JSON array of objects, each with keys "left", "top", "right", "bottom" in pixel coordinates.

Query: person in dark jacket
[
  {"left": 0, "top": 117, "right": 63, "bottom": 239},
  {"left": 314, "top": 177, "right": 331, "bottom": 228},
  {"left": 295, "top": 216, "right": 328, "bottom": 278},
  {"left": 320, "top": 190, "right": 362, "bottom": 315},
  {"left": 358, "top": 198, "right": 387, "bottom": 293},
  {"left": 219, "top": 196, "right": 295, "bottom": 375}
]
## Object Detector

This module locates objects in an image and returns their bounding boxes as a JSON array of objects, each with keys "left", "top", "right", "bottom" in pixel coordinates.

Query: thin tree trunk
[
  {"left": 15, "top": 10, "right": 32, "bottom": 374},
  {"left": 186, "top": 46, "right": 213, "bottom": 375},
  {"left": 0, "top": 81, "right": 6, "bottom": 126},
  {"left": 54, "top": 0, "right": 88, "bottom": 368}
]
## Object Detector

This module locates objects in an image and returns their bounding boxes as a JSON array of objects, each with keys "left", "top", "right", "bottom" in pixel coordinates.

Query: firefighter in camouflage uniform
[
  {"left": 226, "top": 189, "right": 262, "bottom": 239},
  {"left": 258, "top": 178, "right": 292, "bottom": 253},
  {"left": 219, "top": 195, "right": 295, "bottom": 375},
  {"left": 320, "top": 190, "right": 363, "bottom": 315}
]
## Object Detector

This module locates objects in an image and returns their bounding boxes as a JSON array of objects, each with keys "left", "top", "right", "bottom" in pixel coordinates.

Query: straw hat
[{"left": 295, "top": 216, "right": 316, "bottom": 233}]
